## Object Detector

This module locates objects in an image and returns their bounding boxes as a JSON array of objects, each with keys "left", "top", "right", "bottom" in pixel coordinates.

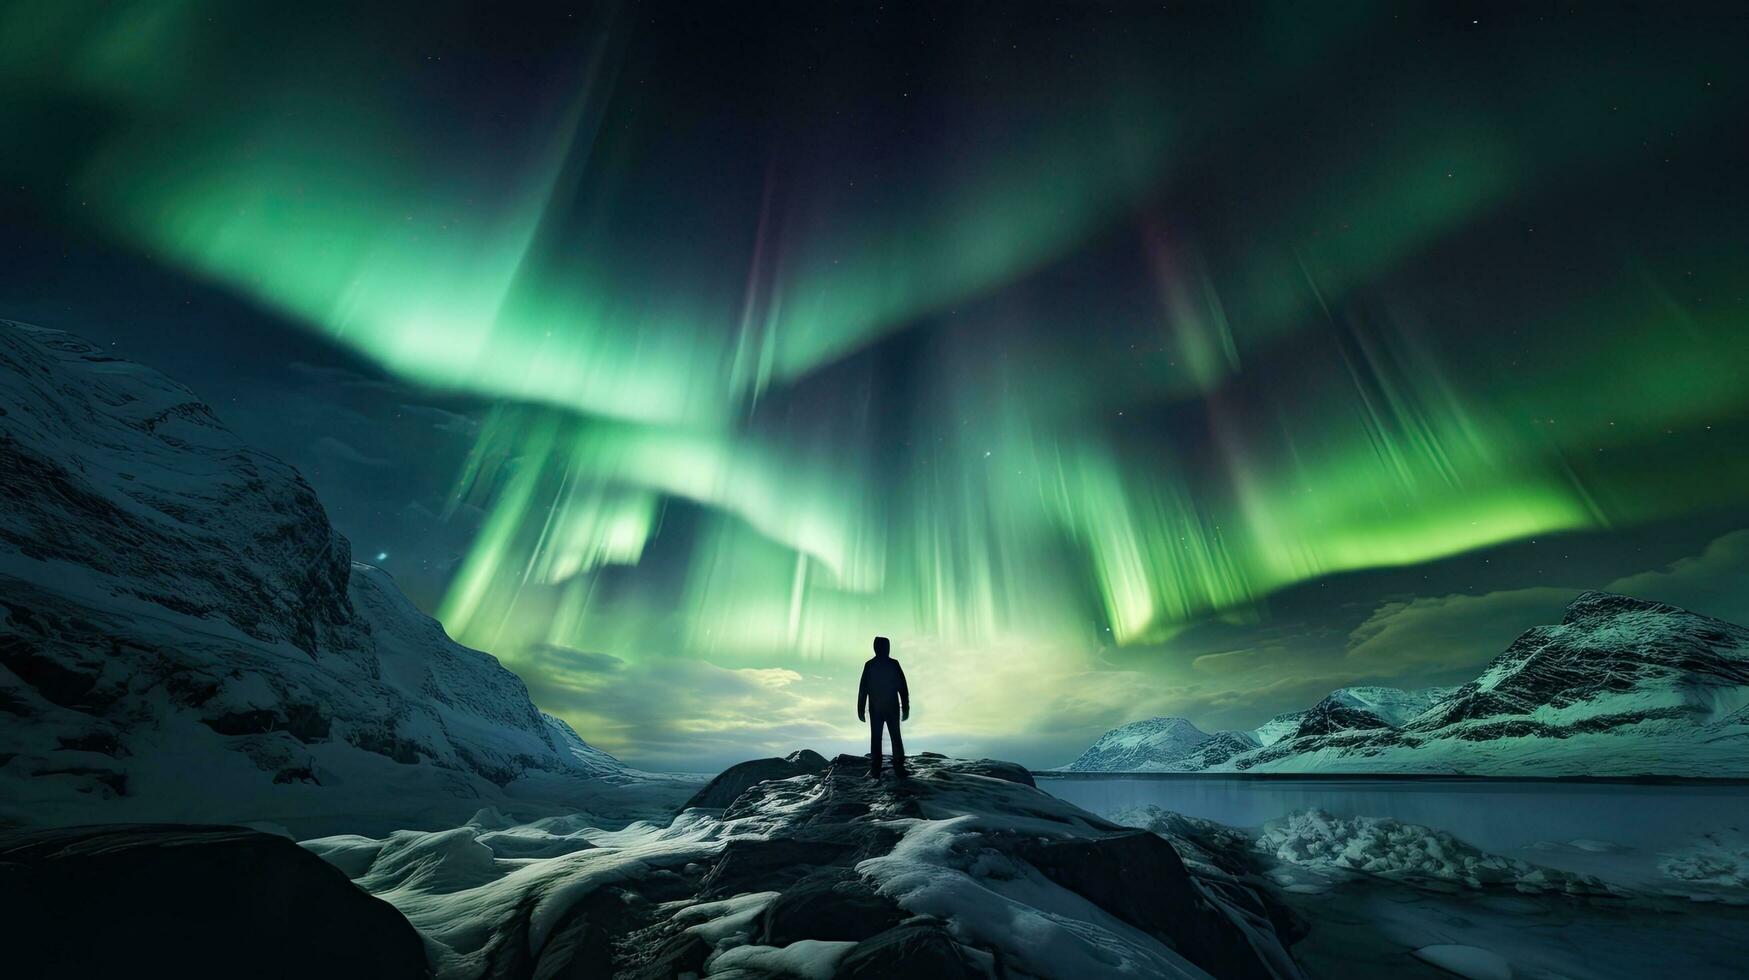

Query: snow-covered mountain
[
  {"left": 1251, "top": 711, "right": 1306, "bottom": 748},
  {"left": 1061, "top": 717, "right": 1253, "bottom": 772},
  {"left": 1305, "top": 686, "right": 1458, "bottom": 732},
  {"left": 0, "top": 320, "right": 691, "bottom": 836},
  {"left": 1059, "top": 686, "right": 1450, "bottom": 772},
  {"left": 1064, "top": 593, "right": 1749, "bottom": 776}
]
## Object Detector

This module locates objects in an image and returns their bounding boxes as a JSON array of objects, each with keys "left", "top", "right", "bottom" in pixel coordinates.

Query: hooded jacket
[{"left": 857, "top": 652, "right": 909, "bottom": 718}]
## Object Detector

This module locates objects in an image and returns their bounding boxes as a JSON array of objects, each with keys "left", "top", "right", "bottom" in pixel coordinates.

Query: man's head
[{"left": 873, "top": 636, "right": 890, "bottom": 658}]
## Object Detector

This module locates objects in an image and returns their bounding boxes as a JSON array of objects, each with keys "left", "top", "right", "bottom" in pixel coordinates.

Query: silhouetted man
[{"left": 857, "top": 636, "right": 909, "bottom": 778}]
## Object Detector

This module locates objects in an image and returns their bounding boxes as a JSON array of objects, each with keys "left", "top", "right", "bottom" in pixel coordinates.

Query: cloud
[
  {"left": 523, "top": 655, "right": 847, "bottom": 772},
  {"left": 518, "top": 635, "right": 1212, "bottom": 772},
  {"left": 1606, "top": 528, "right": 1749, "bottom": 623},
  {"left": 1344, "top": 586, "right": 1576, "bottom": 677},
  {"left": 1189, "top": 647, "right": 1264, "bottom": 671},
  {"left": 525, "top": 643, "right": 625, "bottom": 673}
]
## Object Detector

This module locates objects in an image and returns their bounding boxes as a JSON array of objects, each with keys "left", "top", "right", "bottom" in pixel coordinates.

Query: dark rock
[
  {"left": 525, "top": 888, "right": 623, "bottom": 980},
  {"left": 833, "top": 921, "right": 992, "bottom": 980},
  {"left": 1006, "top": 830, "right": 1298, "bottom": 980},
  {"left": 685, "top": 748, "right": 831, "bottom": 810},
  {"left": 0, "top": 637, "right": 99, "bottom": 707},
  {"left": 533, "top": 871, "right": 700, "bottom": 980},
  {"left": 202, "top": 702, "right": 332, "bottom": 742},
  {"left": 701, "top": 836, "right": 858, "bottom": 898},
  {"left": 628, "top": 928, "right": 713, "bottom": 980},
  {"left": 0, "top": 824, "right": 428, "bottom": 980},
  {"left": 942, "top": 756, "right": 1035, "bottom": 787},
  {"left": 55, "top": 731, "right": 122, "bottom": 755},
  {"left": 759, "top": 867, "right": 908, "bottom": 946}
]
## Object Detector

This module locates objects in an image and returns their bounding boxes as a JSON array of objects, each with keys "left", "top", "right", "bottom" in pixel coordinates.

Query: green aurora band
[{"left": 5, "top": 1, "right": 1747, "bottom": 759}]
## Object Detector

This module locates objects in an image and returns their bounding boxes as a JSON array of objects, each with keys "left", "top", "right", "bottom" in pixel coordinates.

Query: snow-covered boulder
[{"left": 0, "top": 320, "right": 690, "bottom": 836}]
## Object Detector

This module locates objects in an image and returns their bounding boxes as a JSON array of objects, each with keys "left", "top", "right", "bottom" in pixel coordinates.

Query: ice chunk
[{"left": 1258, "top": 808, "right": 1614, "bottom": 894}]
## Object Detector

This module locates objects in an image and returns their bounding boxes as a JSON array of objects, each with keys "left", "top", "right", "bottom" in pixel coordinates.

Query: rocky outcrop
[
  {"left": 685, "top": 748, "right": 831, "bottom": 809},
  {"left": 832, "top": 921, "right": 992, "bottom": 979},
  {"left": 758, "top": 866, "right": 908, "bottom": 945},
  {"left": 1003, "top": 829, "right": 1300, "bottom": 979},
  {"left": 309, "top": 752, "right": 1306, "bottom": 979},
  {"left": 0, "top": 824, "right": 427, "bottom": 980}
]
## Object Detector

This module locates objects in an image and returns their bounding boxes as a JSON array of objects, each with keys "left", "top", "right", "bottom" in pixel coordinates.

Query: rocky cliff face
[
  {"left": 0, "top": 321, "right": 682, "bottom": 836},
  {"left": 1066, "top": 593, "right": 1749, "bottom": 775}
]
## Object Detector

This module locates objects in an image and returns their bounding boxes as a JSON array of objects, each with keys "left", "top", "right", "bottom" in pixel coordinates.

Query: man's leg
[
  {"left": 886, "top": 714, "right": 906, "bottom": 774},
  {"left": 868, "top": 711, "right": 883, "bottom": 775}
]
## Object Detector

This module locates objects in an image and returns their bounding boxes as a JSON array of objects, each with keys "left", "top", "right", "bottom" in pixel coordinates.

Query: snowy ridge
[
  {"left": 1065, "top": 593, "right": 1749, "bottom": 775},
  {"left": 0, "top": 321, "right": 690, "bottom": 836}
]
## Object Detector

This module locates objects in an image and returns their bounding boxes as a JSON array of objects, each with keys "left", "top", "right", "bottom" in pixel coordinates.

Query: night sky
[{"left": 3, "top": 2, "right": 1747, "bottom": 771}]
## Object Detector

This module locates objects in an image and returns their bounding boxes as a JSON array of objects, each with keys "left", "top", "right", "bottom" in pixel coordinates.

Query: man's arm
[
  {"left": 857, "top": 663, "right": 869, "bottom": 722},
  {"left": 897, "top": 661, "right": 910, "bottom": 720}
]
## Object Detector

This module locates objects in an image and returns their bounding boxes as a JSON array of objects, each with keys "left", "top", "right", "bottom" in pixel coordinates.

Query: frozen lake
[{"left": 1037, "top": 774, "right": 1749, "bottom": 889}]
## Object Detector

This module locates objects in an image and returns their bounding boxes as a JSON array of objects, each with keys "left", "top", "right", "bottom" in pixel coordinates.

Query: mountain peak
[
  {"left": 1561, "top": 590, "right": 1686, "bottom": 625},
  {"left": 1132, "top": 716, "right": 1206, "bottom": 733}
]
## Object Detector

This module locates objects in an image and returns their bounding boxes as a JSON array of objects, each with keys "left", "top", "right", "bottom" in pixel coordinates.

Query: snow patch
[
  {"left": 679, "top": 891, "right": 780, "bottom": 944},
  {"left": 704, "top": 939, "right": 855, "bottom": 979}
]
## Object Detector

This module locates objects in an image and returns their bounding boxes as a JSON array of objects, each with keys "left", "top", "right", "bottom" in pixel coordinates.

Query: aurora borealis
[{"left": 3, "top": 2, "right": 1747, "bottom": 769}]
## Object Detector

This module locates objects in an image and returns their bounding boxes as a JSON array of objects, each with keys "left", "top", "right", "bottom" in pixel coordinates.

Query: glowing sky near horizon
[{"left": 4, "top": 1, "right": 1747, "bottom": 767}]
